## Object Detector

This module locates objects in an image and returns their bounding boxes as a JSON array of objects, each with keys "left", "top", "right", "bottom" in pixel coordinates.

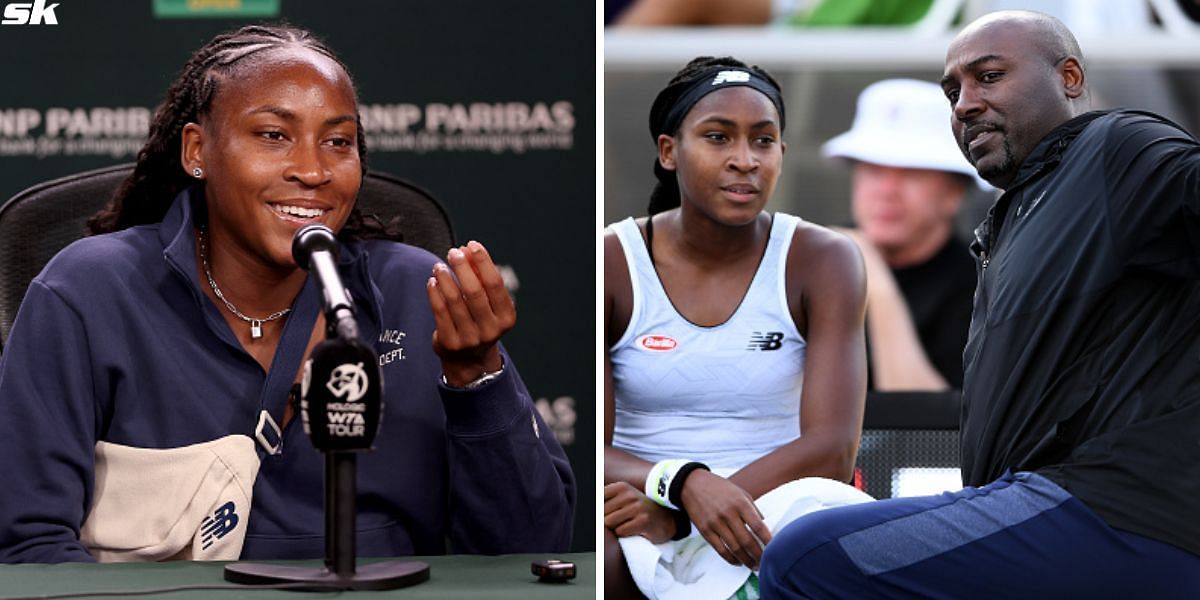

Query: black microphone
[
  {"left": 224, "top": 228, "right": 427, "bottom": 589},
  {"left": 228, "top": 336, "right": 426, "bottom": 588},
  {"left": 300, "top": 338, "right": 383, "bottom": 452},
  {"left": 293, "top": 225, "right": 357, "bottom": 341}
]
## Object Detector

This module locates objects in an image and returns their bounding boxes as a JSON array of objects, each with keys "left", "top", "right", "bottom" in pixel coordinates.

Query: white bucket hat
[{"left": 822, "top": 79, "right": 990, "bottom": 190}]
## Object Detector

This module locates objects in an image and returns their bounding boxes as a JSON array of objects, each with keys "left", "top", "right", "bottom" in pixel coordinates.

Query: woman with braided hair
[
  {"left": 0, "top": 24, "right": 573, "bottom": 563},
  {"left": 603, "top": 56, "right": 872, "bottom": 599}
]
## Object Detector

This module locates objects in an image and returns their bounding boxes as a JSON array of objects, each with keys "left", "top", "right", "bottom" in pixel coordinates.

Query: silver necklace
[{"left": 199, "top": 227, "right": 291, "bottom": 339}]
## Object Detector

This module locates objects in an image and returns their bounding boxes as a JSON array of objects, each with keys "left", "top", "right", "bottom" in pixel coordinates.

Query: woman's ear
[
  {"left": 181, "top": 122, "right": 205, "bottom": 178},
  {"left": 657, "top": 133, "right": 677, "bottom": 171}
]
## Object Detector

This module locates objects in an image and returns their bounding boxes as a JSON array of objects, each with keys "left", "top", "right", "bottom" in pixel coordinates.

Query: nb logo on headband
[{"left": 712, "top": 71, "right": 751, "bottom": 85}]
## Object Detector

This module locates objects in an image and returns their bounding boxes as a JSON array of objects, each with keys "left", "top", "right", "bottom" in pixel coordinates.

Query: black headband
[{"left": 658, "top": 66, "right": 786, "bottom": 137}]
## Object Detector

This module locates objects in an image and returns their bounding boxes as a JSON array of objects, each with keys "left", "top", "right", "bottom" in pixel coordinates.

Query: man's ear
[
  {"left": 181, "top": 122, "right": 205, "bottom": 177},
  {"left": 1060, "top": 56, "right": 1085, "bottom": 100},
  {"left": 657, "top": 134, "right": 677, "bottom": 172}
]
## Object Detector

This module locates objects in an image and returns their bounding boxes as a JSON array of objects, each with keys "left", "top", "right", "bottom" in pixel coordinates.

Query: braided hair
[
  {"left": 646, "top": 56, "right": 784, "bottom": 216},
  {"left": 88, "top": 24, "right": 395, "bottom": 241}
]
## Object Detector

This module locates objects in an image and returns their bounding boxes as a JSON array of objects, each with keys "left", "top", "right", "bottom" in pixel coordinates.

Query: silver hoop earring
[{"left": 192, "top": 167, "right": 203, "bottom": 179}]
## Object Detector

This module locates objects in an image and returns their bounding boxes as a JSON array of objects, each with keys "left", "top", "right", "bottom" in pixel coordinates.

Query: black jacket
[{"left": 962, "top": 109, "right": 1200, "bottom": 555}]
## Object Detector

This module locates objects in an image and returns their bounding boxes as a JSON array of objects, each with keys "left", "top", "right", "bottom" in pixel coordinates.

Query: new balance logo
[
  {"left": 712, "top": 70, "right": 750, "bottom": 85},
  {"left": 747, "top": 331, "right": 784, "bottom": 351},
  {"left": 200, "top": 501, "right": 239, "bottom": 550},
  {"left": 1, "top": 0, "right": 59, "bottom": 25}
]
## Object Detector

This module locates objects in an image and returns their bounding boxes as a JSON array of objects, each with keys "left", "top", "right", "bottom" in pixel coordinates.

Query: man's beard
[{"left": 975, "top": 136, "right": 1017, "bottom": 186}]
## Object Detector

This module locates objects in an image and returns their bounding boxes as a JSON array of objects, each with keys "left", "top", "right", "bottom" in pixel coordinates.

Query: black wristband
[
  {"left": 666, "top": 461, "right": 710, "bottom": 510},
  {"left": 669, "top": 508, "right": 691, "bottom": 541}
]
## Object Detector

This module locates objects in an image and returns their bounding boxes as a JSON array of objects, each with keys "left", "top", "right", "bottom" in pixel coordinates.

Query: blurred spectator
[
  {"left": 607, "top": 0, "right": 776, "bottom": 26},
  {"left": 789, "top": 0, "right": 934, "bottom": 26},
  {"left": 606, "top": 0, "right": 933, "bottom": 26},
  {"left": 824, "top": 79, "right": 986, "bottom": 390}
]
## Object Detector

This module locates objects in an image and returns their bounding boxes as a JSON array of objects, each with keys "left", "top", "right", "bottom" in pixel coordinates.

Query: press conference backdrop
[{"left": 0, "top": 1, "right": 595, "bottom": 551}]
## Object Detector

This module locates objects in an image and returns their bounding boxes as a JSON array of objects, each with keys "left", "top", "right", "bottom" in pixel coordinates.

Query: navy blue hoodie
[{"left": 0, "top": 189, "right": 575, "bottom": 562}]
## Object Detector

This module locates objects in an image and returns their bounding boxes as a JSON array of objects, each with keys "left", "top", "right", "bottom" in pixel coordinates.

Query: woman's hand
[
  {"left": 426, "top": 241, "right": 515, "bottom": 387},
  {"left": 603, "top": 482, "right": 677, "bottom": 544},
  {"left": 680, "top": 470, "right": 772, "bottom": 569}
]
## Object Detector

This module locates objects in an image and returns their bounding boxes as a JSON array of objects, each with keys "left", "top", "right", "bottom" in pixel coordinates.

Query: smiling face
[
  {"left": 182, "top": 45, "right": 361, "bottom": 271},
  {"left": 941, "top": 14, "right": 1085, "bottom": 189},
  {"left": 658, "top": 86, "right": 785, "bottom": 226}
]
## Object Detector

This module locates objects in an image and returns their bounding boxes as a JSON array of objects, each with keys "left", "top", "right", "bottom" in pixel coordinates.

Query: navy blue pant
[{"left": 759, "top": 472, "right": 1200, "bottom": 599}]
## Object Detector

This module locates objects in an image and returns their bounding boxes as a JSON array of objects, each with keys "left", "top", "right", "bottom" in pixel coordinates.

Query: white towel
[
  {"left": 80, "top": 434, "right": 260, "bottom": 562},
  {"left": 619, "top": 477, "right": 874, "bottom": 600}
]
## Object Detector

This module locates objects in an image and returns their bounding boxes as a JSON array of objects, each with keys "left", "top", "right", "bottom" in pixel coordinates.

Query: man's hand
[
  {"left": 603, "top": 482, "right": 677, "bottom": 544},
  {"left": 426, "top": 241, "right": 515, "bottom": 387},
  {"left": 680, "top": 470, "right": 772, "bottom": 569}
]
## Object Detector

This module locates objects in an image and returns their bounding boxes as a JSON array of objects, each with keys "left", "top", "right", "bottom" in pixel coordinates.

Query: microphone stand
[{"left": 224, "top": 245, "right": 430, "bottom": 591}]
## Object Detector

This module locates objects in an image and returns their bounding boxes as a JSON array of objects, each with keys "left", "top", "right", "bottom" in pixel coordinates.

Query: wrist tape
[{"left": 644, "top": 459, "right": 709, "bottom": 511}]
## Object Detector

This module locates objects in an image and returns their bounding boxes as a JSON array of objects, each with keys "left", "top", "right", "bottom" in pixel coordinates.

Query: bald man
[{"left": 760, "top": 11, "right": 1200, "bottom": 597}]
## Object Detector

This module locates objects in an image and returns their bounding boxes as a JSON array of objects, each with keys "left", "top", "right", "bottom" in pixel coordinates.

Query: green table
[{"left": 0, "top": 553, "right": 594, "bottom": 599}]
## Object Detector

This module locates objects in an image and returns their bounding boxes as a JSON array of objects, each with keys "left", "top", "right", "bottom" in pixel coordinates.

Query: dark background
[{"left": 0, "top": 0, "right": 595, "bottom": 552}]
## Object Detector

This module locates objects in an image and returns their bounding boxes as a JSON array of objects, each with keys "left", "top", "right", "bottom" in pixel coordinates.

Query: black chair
[
  {"left": 855, "top": 390, "right": 962, "bottom": 499},
  {"left": 0, "top": 163, "right": 455, "bottom": 352}
]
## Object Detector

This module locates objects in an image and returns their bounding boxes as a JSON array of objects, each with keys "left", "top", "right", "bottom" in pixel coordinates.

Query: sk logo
[
  {"left": 1, "top": 0, "right": 60, "bottom": 25},
  {"left": 747, "top": 331, "right": 784, "bottom": 351},
  {"left": 200, "top": 501, "right": 239, "bottom": 550},
  {"left": 327, "top": 362, "right": 368, "bottom": 402}
]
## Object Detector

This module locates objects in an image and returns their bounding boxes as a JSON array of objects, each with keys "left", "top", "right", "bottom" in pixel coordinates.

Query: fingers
[
  {"left": 426, "top": 242, "right": 515, "bottom": 354},
  {"left": 603, "top": 502, "right": 641, "bottom": 532},
  {"left": 603, "top": 482, "right": 625, "bottom": 501},
  {"left": 723, "top": 515, "right": 761, "bottom": 569},
  {"left": 603, "top": 482, "right": 650, "bottom": 537},
  {"left": 447, "top": 242, "right": 514, "bottom": 331},
  {"left": 732, "top": 509, "right": 767, "bottom": 569},
  {"left": 603, "top": 481, "right": 637, "bottom": 507},
  {"left": 464, "top": 241, "right": 516, "bottom": 323},
  {"left": 678, "top": 472, "right": 768, "bottom": 569},
  {"left": 697, "top": 521, "right": 742, "bottom": 566},
  {"left": 612, "top": 514, "right": 649, "bottom": 538},
  {"left": 747, "top": 511, "right": 773, "bottom": 549},
  {"left": 428, "top": 262, "right": 476, "bottom": 349},
  {"left": 694, "top": 512, "right": 767, "bottom": 569}
]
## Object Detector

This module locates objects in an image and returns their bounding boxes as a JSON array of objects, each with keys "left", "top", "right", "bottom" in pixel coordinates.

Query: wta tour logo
[
  {"left": 327, "top": 362, "right": 368, "bottom": 402},
  {"left": 324, "top": 362, "right": 368, "bottom": 438}
]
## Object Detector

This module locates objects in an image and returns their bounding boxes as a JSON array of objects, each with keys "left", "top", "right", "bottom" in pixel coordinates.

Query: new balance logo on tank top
[{"left": 608, "top": 214, "right": 806, "bottom": 472}]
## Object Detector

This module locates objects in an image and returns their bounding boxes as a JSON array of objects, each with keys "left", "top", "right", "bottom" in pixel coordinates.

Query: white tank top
[{"left": 609, "top": 213, "right": 806, "bottom": 472}]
